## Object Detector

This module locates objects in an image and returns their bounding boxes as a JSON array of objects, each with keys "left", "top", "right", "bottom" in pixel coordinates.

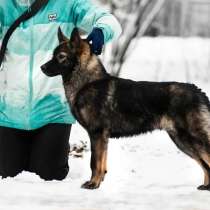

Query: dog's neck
[{"left": 62, "top": 55, "right": 108, "bottom": 105}]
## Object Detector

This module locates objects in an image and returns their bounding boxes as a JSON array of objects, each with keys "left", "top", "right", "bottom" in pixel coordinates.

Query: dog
[{"left": 41, "top": 27, "right": 210, "bottom": 190}]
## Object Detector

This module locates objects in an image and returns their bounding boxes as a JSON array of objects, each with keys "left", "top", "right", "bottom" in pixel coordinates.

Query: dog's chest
[{"left": 63, "top": 83, "right": 75, "bottom": 106}]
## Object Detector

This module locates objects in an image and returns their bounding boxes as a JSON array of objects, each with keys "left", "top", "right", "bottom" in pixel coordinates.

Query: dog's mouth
[
  {"left": 42, "top": 71, "right": 56, "bottom": 77},
  {"left": 41, "top": 65, "right": 57, "bottom": 77}
]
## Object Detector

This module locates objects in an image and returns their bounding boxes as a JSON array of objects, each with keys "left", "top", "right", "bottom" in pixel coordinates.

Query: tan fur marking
[
  {"left": 200, "top": 152, "right": 210, "bottom": 169},
  {"left": 78, "top": 42, "right": 104, "bottom": 81},
  {"left": 169, "top": 84, "right": 184, "bottom": 95},
  {"left": 195, "top": 159, "right": 210, "bottom": 185},
  {"left": 90, "top": 140, "right": 105, "bottom": 185},
  {"left": 80, "top": 42, "right": 91, "bottom": 68},
  {"left": 158, "top": 116, "right": 175, "bottom": 131},
  {"left": 89, "top": 131, "right": 109, "bottom": 187},
  {"left": 87, "top": 56, "right": 99, "bottom": 72},
  {"left": 101, "top": 145, "right": 108, "bottom": 181},
  {"left": 57, "top": 52, "right": 68, "bottom": 63}
]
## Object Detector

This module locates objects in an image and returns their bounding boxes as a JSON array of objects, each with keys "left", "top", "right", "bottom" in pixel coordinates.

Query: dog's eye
[
  {"left": 57, "top": 52, "right": 68, "bottom": 63},
  {"left": 58, "top": 54, "right": 66, "bottom": 60}
]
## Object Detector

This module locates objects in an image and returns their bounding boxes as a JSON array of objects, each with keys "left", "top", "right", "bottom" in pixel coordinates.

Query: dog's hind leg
[
  {"left": 196, "top": 105, "right": 210, "bottom": 190},
  {"left": 81, "top": 130, "right": 109, "bottom": 189},
  {"left": 196, "top": 158, "right": 210, "bottom": 190},
  {"left": 167, "top": 130, "right": 210, "bottom": 190},
  {"left": 195, "top": 142, "right": 210, "bottom": 190}
]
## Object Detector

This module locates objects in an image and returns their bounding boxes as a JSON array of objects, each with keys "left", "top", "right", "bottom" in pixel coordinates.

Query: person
[{"left": 0, "top": 0, "right": 121, "bottom": 180}]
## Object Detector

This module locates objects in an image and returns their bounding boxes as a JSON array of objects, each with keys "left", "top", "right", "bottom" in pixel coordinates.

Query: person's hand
[{"left": 87, "top": 28, "right": 104, "bottom": 55}]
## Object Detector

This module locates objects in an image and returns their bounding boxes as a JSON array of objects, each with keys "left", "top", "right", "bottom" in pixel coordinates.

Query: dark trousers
[{"left": 0, "top": 123, "right": 71, "bottom": 180}]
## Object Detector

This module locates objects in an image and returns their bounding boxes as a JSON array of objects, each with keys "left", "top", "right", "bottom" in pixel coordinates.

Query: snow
[
  {"left": 1, "top": 38, "right": 210, "bottom": 210},
  {"left": 122, "top": 37, "right": 210, "bottom": 84}
]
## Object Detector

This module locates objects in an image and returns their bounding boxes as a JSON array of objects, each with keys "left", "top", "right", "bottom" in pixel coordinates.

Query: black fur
[{"left": 41, "top": 28, "right": 210, "bottom": 190}]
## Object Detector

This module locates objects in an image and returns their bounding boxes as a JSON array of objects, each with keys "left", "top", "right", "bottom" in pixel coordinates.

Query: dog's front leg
[
  {"left": 82, "top": 132, "right": 108, "bottom": 189},
  {"left": 101, "top": 149, "right": 108, "bottom": 181}
]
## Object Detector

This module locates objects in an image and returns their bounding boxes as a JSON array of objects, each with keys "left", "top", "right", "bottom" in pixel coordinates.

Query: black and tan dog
[{"left": 41, "top": 28, "right": 210, "bottom": 190}]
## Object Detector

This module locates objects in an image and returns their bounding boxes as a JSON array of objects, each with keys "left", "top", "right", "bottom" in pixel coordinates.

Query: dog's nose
[{"left": 41, "top": 65, "right": 46, "bottom": 71}]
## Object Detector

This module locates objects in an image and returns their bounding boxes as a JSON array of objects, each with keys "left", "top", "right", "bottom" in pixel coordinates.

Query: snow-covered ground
[{"left": 1, "top": 38, "right": 210, "bottom": 210}]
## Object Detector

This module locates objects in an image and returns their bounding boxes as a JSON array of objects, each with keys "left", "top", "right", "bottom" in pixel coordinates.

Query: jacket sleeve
[{"left": 71, "top": 0, "right": 122, "bottom": 43}]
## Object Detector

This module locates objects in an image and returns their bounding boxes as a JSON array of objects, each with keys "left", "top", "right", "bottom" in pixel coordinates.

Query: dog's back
[{"left": 75, "top": 78, "right": 210, "bottom": 139}]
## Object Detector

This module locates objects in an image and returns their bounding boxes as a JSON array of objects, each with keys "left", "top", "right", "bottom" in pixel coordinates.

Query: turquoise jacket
[{"left": 0, "top": 0, "right": 121, "bottom": 130}]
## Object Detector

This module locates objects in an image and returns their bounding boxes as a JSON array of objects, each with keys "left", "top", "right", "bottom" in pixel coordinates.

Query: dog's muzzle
[{"left": 40, "top": 63, "right": 53, "bottom": 76}]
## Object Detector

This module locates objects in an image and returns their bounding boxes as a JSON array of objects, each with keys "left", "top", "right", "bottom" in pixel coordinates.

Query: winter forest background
[
  {"left": 97, "top": 0, "right": 210, "bottom": 82},
  {"left": 1, "top": 0, "right": 210, "bottom": 210}
]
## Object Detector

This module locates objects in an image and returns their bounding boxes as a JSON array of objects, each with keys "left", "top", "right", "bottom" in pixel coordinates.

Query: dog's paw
[
  {"left": 197, "top": 184, "right": 210, "bottom": 191},
  {"left": 81, "top": 181, "right": 100, "bottom": 189}
]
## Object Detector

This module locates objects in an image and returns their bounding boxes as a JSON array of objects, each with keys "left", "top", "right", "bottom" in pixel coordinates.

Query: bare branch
[{"left": 111, "top": 0, "right": 165, "bottom": 76}]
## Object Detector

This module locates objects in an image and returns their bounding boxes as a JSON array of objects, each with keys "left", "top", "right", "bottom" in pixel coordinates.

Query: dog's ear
[
  {"left": 58, "top": 27, "right": 68, "bottom": 43},
  {"left": 70, "top": 28, "right": 81, "bottom": 47}
]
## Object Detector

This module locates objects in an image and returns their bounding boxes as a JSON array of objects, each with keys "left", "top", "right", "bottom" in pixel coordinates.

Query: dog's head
[{"left": 41, "top": 27, "right": 91, "bottom": 78}]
